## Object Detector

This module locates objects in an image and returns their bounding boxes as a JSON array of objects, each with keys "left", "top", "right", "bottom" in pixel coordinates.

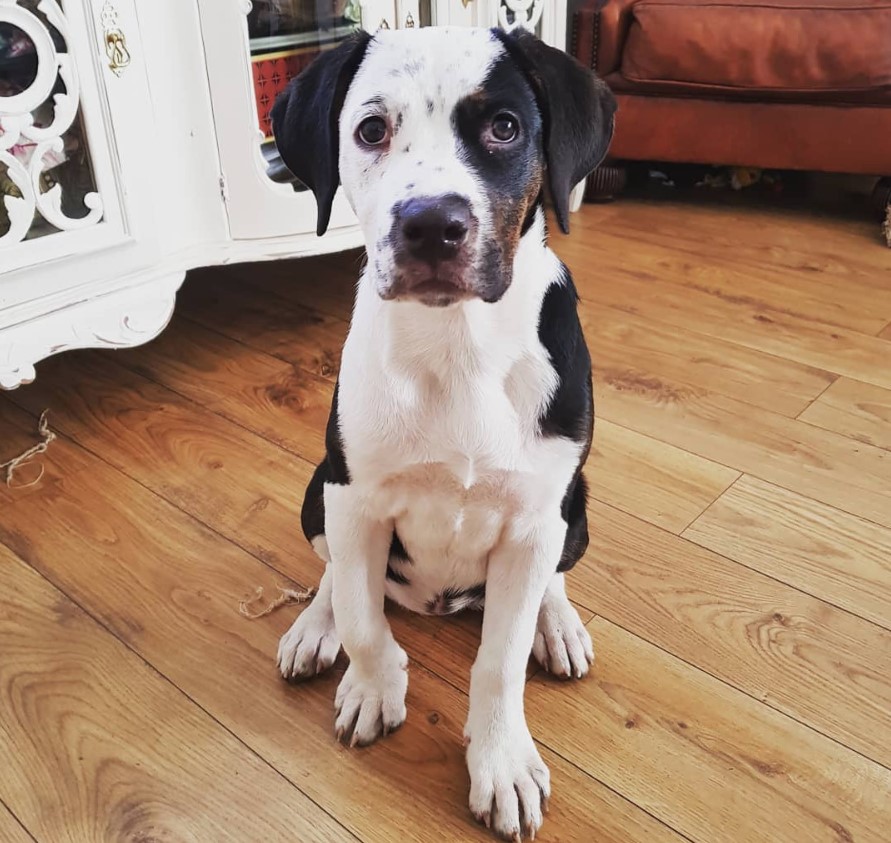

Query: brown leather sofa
[{"left": 571, "top": 0, "right": 891, "bottom": 215}]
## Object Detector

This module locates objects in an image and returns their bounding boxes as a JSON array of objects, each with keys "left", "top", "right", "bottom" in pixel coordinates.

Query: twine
[
  {"left": 883, "top": 206, "right": 891, "bottom": 248},
  {"left": 1, "top": 409, "right": 56, "bottom": 488},
  {"left": 238, "top": 584, "right": 316, "bottom": 619}
]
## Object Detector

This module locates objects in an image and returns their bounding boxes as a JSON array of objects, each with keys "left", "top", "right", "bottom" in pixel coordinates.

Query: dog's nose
[{"left": 397, "top": 195, "right": 472, "bottom": 264}]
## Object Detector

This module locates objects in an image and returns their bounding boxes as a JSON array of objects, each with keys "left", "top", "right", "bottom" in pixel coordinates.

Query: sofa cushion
[{"left": 620, "top": 0, "right": 891, "bottom": 103}]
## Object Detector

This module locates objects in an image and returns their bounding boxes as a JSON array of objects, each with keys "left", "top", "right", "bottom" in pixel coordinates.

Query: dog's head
[{"left": 272, "top": 27, "right": 615, "bottom": 306}]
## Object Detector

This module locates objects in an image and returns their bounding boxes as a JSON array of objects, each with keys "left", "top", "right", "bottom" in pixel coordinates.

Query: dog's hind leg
[
  {"left": 532, "top": 572, "right": 593, "bottom": 679},
  {"left": 277, "top": 554, "right": 342, "bottom": 681}
]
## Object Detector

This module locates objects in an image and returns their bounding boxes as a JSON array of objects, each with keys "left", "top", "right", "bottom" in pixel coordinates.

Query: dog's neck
[{"left": 353, "top": 210, "right": 561, "bottom": 384}]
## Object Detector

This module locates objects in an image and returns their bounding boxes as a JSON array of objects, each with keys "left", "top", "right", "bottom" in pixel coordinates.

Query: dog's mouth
[{"left": 383, "top": 266, "right": 475, "bottom": 307}]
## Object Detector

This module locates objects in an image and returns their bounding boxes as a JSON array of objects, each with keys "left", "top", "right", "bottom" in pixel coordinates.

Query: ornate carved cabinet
[{"left": 0, "top": 0, "right": 570, "bottom": 388}]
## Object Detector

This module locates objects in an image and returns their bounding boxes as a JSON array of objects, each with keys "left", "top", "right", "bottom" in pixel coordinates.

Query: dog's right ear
[{"left": 271, "top": 32, "right": 372, "bottom": 236}]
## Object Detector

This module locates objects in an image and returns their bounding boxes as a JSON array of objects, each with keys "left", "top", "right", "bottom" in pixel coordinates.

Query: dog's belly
[{"left": 376, "top": 464, "right": 513, "bottom": 616}]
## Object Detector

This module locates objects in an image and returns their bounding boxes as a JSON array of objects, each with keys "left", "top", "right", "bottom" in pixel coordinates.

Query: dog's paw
[
  {"left": 533, "top": 597, "right": 593, "bottom": 680},
  {"left": 466, "top": 727, "right": 550, "bottom": 840},
  {"left": 277, "top": 603, "right": 341, "bottom": 681},
  {"left": 334, "top": 647, "right": 408, "bottom": 746}
]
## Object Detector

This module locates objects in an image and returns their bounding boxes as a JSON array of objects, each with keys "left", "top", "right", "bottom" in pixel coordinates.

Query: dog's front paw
[
  {"left": 334, "top": 647, "right": 408, "bottom": 746},
  {"left": 277, "top": 603, "right": 341, "bottom": 681},
  {"left": 466, "top": 727, "right": 550, "bottom": 840},
  {"left": 533, "top": 597, "right": 593, "bottom": 680}
]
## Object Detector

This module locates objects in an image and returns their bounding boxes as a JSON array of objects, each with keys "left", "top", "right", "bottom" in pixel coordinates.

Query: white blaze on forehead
[{"left": 341, "top": 27, "right": 504, "bottom": 123}]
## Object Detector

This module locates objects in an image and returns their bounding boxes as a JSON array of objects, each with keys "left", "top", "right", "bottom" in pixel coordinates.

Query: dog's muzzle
[{"left": 385, "top": 194, "right": 478, "bottom": 306}]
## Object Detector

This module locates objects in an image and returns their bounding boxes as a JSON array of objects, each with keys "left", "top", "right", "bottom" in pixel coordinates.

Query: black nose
[{"left": 397, "top": 195, "right": 472, "bottom": 264}]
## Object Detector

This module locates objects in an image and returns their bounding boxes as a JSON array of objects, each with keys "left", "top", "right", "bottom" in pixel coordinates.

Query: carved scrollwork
[
  {"left": 498, "top": 0, "right": 544, "bottom": 33},
  {"left": 0, "top": 0, "right": 104, "bottom": 247}
]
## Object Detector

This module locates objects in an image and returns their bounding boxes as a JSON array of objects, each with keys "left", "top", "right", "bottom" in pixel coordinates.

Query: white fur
[{"left": 277, "top": 29, "right": 593, "bottom": 839}]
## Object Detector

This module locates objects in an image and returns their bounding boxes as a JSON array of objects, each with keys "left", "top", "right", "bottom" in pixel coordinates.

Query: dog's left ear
[
  {"left": 271, "top": 32, "right": 372, "bottom": 236},
  {"left": 494, "top": 28, "right": 617, "bottom": 234}
]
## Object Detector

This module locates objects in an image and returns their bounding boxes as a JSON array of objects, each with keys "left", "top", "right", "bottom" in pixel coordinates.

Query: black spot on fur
[
  {"left": 402, "top": 144, "right": 411, "bottom": 154},
  {"left": 426, "top": 98, "right": 434, "bottom": 115},
  {"left": 425, "top": 583, "right": 486, "bottom": 614},
  {"left": 394, "top": 111, "right": 403, "bottom": 133}
]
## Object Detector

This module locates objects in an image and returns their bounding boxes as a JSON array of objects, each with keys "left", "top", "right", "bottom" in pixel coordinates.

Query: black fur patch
[
  {"left": 537, "top": 266, "right": 594, "bottom": 573},
  {"left": 452, "top": 51, "right": 544, "bottom": 302},
  {"left": 300, "top": 381, "right": 350, "bottom": 543},
  {"left": 426, "top": 583, "right": 486, "bottom": 614},
  {"left": 386, "top": 565, "right": 411, "bottom": 586}
]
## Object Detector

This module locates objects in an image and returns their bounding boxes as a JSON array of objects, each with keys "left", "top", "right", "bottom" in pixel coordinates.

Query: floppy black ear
[
  {"left": 271, "top": 32, "right": 372, "bottom": 236},
  {"left": 494, "top": 29, "right": 617, "bottom": 234}
]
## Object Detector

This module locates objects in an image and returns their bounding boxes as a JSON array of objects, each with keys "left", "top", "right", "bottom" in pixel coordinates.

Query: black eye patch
[{"left": 452, "top": 55, "right": 542, "bottom": 178}]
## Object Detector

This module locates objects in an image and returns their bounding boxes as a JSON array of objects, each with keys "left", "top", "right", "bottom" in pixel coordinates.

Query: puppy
[{"left": 272, "top": 26, "right": 615, "bottom": 840}]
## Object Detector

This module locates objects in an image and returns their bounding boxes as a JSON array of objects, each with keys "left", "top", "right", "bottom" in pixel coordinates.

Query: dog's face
[
  {"left": 272, "top": 27, "right": 616, "bottom": 307},
  {"left": 338, "top": 29, "right": 543, "bottom": 306}
]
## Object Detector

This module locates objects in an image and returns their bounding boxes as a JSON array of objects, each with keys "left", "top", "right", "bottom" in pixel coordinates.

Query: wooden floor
[{"left": 2, "top": 194, "right": 890, "bottom": 843}]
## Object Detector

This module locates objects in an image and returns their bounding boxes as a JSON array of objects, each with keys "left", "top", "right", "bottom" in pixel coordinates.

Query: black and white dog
[{"left": 271, "top": 26, "right": 615, "bottom": 840}]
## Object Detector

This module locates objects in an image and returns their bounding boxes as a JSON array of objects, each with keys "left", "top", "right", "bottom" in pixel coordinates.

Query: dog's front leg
[
  {"left": 466, "top": 514, "right": 565, "bottom": 840},
  {"left": 325, "top": 484, "right": 408, "bottom": 747}
]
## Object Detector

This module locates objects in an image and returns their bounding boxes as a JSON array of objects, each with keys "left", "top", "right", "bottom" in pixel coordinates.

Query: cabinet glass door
[
  {"left": 248, "top": 1, "right": 363, "bottom": 188},
  {"left": 200, "top": 0, "right": 394, "bottom": 244}
]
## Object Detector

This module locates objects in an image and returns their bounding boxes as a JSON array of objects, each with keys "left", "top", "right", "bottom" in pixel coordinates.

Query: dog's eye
[
  {"left": 490, "top": 113, "right": 519, "bottom": 143},
  {"left": 357, "top": 116, "right": 388, "bottom": 146}
]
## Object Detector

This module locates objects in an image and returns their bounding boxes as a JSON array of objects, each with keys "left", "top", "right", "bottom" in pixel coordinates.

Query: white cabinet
[{"left": 0, "top": 0, "right": 569, "bottom": 389}]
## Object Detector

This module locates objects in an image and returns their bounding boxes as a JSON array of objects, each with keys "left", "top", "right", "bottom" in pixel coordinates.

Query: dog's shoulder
[{"left": 536, "top": 263, "right": 593, "bottom": 445}]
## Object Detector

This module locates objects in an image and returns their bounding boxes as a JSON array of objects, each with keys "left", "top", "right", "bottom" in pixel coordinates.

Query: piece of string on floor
[
  {"left": 1, "top": 409, "right": 55, "bottom": 488},
  {"left": 238, "top": 584, "right": 316, "bottom": 619}
]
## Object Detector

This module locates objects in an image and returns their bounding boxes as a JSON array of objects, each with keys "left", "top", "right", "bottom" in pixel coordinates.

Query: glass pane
[
  {"left": 248, "top": 1, "right": 363, "bottom": 186},
  {"left": 0, "top": 0, "right": 102, "bottom": 245}
]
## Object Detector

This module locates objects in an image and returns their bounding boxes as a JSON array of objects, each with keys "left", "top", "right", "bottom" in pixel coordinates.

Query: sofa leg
[
  {"left": 872, "top": 177, "right": 891, "bottom": 217},
  {"left": 584, "top": 164, "right": 628, "bottom": 203},
  {"left": 872, "top": 178, "right": 891, "bottom": 247}
]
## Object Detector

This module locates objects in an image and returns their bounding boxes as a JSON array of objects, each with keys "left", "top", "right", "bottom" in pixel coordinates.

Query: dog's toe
[
  {"left": 467, "top": 729, "right": 550, "bottom": 841},
  {"left": 334, "top": 651, "right": 408, "bottom": 746},
  {"left": 277, "top": 606, "right": 341, "bottom": 681},
  {"left": 533, "top": 598, "right": 593, "bottom": 680}
]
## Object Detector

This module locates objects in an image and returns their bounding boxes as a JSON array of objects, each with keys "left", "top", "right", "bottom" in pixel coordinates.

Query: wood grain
[
  {"left": 0, "top": 400, "right": 681, "bottom": 843},
  {"left": 177, "top": 272, "right": 347, "bottom": 379},
  {"left": 684, "top": 476, "right": 891, "bottom": 631},
  {"left": 526, "top": 617, "right": 891, "bottom": 843},
  {"left": 588, "top": 419, "right": 738, "bottom": 532},
  {"left": 571, "top": 225, "right": 891, "bottom": 335},
  {"left": 584, "top": 307, "right": 834, "bottom": 418},
  {"left": 225, "top": 252, "right": 360, "bottom": 322},
  {"left": 0, "top": 802, "right": 33, "bottom": 843},
  {"left": 574, "top": 198, "right": 891, "bottom": 286},
  {"left": 592, "top": 362, "right": 891, "bottom": 528},
  {"left": 563, "top": 239, "right": 891, "bottom": 390},
  {"left": 799, "top": 377, "right": 891, "bottom": 450},
  {"left": 573, "top": 498, "right": 891, "bottom": 767},
  {"left": 0, "top": 543, "right": 352, "bottom": 843},
  {"left": 114, "top": 316, "right": 333, "bottom": 457},
  {"left": 4, "top": 357, "right": 485, "bottom": 695},
  {"left": 879, "top": 322, "right": 891, "bottom": 340},
  {"left": 4, "top": 197, "right": 891, "bottom": 843}
]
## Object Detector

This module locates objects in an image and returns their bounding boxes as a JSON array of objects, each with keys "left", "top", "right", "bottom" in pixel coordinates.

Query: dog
[{"left": 271, "top": 25, "right": 615, "bottom": 840}]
